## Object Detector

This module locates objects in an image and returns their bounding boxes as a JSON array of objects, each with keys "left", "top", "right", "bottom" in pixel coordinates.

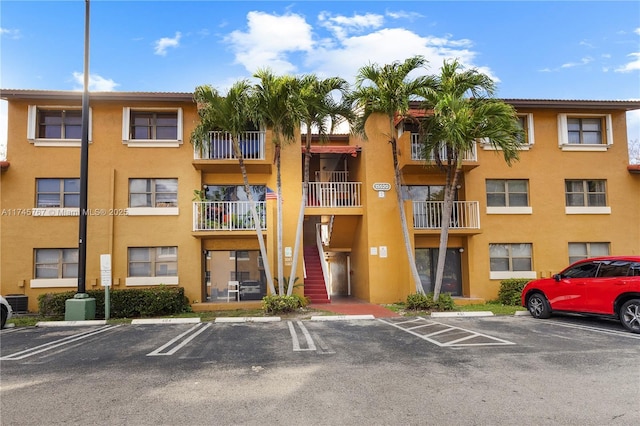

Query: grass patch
[{"left": 456, "top": 301, "right": 526, "bottom": 316}]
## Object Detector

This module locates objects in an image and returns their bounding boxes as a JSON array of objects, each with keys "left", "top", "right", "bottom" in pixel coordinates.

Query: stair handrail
[{"left": 315, "top": 223, "right": 331, "bottom": 301}]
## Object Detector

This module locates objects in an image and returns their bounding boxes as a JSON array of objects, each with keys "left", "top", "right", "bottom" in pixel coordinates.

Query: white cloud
[
  {"left": 72, "top": 72, "right": 120, "bottom": 91},
  {"left": 0, "top": 27, "right": 21, "bottom": 39},
  {"left": 226, "top": 11, "right": 314, "bottom": 75},
  {"left": 318, "top": 12, "right": 384, "bottom": 39},
  {"left": 225, "top": 11, "right": 494, "bottom": 84},
  {"left": 615, "top": 52, "right": 640, "bottom": 73},
  {"left": 154, "top": 32, "right": 182, "bottom": 56},
  {"left": 560, "top": 56, "right": 593, "bottom": 69},
  {"left": 386, "top": 10, "right": 424, "bottom": 21},
  {"left": 634, "top": 28, "right": 640, "bottom": 36}
]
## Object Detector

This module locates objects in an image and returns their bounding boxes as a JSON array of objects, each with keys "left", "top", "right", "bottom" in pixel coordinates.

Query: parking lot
[{"left": 1, "top": 314, "right": 639, "bottom": 425}]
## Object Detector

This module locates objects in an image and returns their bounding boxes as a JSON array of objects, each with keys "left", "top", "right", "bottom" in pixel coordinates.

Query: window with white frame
[
  {"left": 489, "top": 243, "right": 536, "bottom": 279},
  {"left": 127, "top": 246, "right": 178, "bottom": 286},
  {"left": 568, "top": 242, "right": 610, "bottom": 264},
  {"left": 34, "top": 248, "right": 78, "bottom": 279},
  {"left": 27, "top": 106, "right": 92, "bottom": 146},
  {"left": 565, "top": 180, "right": 606, "bottom": 207},
  {"left": 517, "top": 113, "right": 534, "bottom": 146},
  {"left": 122, "top": 107, "right": 182, "bottom": 147},
  {"left": 129, "top": 178, "right": 178, "bottom": 207},
  {"left": 486, "top": 179, "right": 530, "bottom": 212},
  {"left": 36, "top": 178, "right": 80, "bottom": 208},
  {"left": 128, "top": 247, "right": 177, "bottom": 277},
  {"left": 557, "top": 114, "right": 612, "bottom": 151}
]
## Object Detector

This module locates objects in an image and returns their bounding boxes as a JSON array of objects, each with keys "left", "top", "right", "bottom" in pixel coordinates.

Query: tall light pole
[{"left": 65, "top": 0, "right": 95, "bottom": 320}]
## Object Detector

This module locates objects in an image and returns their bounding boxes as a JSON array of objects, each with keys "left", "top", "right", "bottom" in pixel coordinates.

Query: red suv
[{"left": 521, "top": 256, "right": 640, "bottom": 333}]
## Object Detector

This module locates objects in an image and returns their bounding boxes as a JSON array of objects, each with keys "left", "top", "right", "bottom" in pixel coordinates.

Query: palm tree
[
  {"left": 252, "top": 69, "right": 306, "bottom": 295},
  {"left": 421, "top": 59, "right": 524, "bottom": 301},
  {"left": 191, "top": 82, "right": 276, "bottom": 296},
  {"left": 350, "top": 56, "right": 436, "bottom": 294},
  {"left": 287, "top": 75, "right": 353, "bottom": 295}
]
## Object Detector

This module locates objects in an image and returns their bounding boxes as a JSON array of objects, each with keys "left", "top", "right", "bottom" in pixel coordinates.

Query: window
[
  {"left": 131, "top": 111, "right": 177, "bottom": 140},
  {"left": 561, "top": 261, "right": 599, "bottom": 278},
  {"left": 128, "top": 247, "right": 177, "bottom": 277},
  {"left": 36, "top": 178, "right": 80, "bottom": 208},
  {"left": 568, "top": 242, "right": 610, "bottom": 264},
  {"left": 489, "top": 243, "right": 537, "bottom": 280},
  {"left": 38, "top": 109, "right": 82, "bottom": 139},
  {"left": 27, "top": 106, "right": 92, "bottom": 146},
  {"left": 129, "top": 178, "right": 178, "bottom": 207},
  {"left": 122, "top": 107, "right": 183, "bottom": 147},
  {"left": 568, "top": 118, "right": 602, "bottom": 145},
  {"left": 557, "top": 114, "right": 612, "bottom": 151},
  {"left": 127, "top": 246, "right": 178, "bottom": 286},
  {"left": 517, "top": 113, "right": 535, "bottom": 146},
  {"left": 486, "top": 179, "right": 529, "bottom": 207},
  {"left": 565, "top": 180, "right": 606, "bottom": 207},
  {"left": 34, "top": 248, "right": 78, "bottom": 279},
  {"left": 597, "top": 260, "right": 631, "bottom": 278}
]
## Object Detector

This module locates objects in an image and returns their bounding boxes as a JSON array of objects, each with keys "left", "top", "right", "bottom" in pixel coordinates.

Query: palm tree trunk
[
  {"left": 233, "top": 138, "right": 276, "bottom": 295},
  {"left": 433, "top": 167, "right": 462, "bottom": 301},
  {"left": 276, "top": 147, "right": 285, "bottom": 295},
  {"left": 288, "top": 128, "right": 312, "bottom": 295},
  {"left": 389, "top": 121, "right": 424, "bottom": 294}
]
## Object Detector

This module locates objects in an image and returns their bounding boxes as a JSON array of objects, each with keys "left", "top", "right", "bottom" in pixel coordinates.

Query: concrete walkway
[{"left": 309, "top": 297, "right": 401, "bottom": 318}]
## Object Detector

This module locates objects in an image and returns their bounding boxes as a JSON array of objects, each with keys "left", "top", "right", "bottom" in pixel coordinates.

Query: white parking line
[
  {"left": 0, "top": 325, "right": 121, "bottom": 360},
  {"left": 378, "top": 317, "right": 516, "bottom": 347},
  {"left": 541, "top": 319, "right": 640, "bottom": 339},
  {"left": 147, "top": 323, "right": 211, "bottom": 356},
  {"left": 288, "top": 320, "right": 317, "bottom": 351}
]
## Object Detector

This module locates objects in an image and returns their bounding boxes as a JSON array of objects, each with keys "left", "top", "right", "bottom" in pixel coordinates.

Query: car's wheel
[
  {"left": 619, "top": 299, "right": 640, "bottom": 334},
  {"left": 1, "top": 307, "right": 7, "bottom": 329},
  {"left": 527, "top": 292, "right": 551, "bottom": 319}
]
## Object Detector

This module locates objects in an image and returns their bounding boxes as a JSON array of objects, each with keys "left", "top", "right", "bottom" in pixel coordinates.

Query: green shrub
[
  {"left": 262, "top": 295, "right": 306, "bottom": 314},
  {"left": 37, "top": 286, "right": 190, "bottom": 319},
  {"left": 405, "top": 292, "right": 455, "bottom": 311},
  {"left": 497, "top": 279, "right": 531, "bottom": 306},
  {"left": 406, "top": 292, "right": 432, "bottom": 310}
]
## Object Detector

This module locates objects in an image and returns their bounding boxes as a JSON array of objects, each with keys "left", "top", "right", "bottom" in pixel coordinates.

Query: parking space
[
  {"left": 2, "top": 315, "right": 638, "bottom": 425},
  {"left": 378, "top": 317, "right": 516, "bottom": 347},
  {"left": 1, "top": 314, "right": 639, "bottom": 366}
]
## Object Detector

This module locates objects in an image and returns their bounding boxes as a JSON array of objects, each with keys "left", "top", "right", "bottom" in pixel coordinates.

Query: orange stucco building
[{"left": 1, "top": 90, "right": 639, "bottom": 312}]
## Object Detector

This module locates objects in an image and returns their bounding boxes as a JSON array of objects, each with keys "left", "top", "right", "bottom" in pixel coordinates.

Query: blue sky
[{"left": 1, "top": 1, "right": 639, "bottom": 159}]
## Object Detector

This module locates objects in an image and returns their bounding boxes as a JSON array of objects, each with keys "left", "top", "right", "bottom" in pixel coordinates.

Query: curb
[
  {"left": 430, "top": 311, "right": 494, "bottom": 318},
  {"left": 131, "top": 318, "right": 201, "bottom": 325},
  {"left": 514, "top": 310, "right": 532, "bottom": 316},
  {"left": 36, "top": 320, "right": 108, "bottom": 327},
  {"left": 215, "top": 317, "right": 281, "bottom": 323},
  {"left": 310, "top": 314, "right": 375, "bottom": 321}
]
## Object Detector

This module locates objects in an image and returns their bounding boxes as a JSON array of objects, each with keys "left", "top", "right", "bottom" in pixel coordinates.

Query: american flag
[{"left": 265, "top": 187, "right": 279, "bottom": 201}]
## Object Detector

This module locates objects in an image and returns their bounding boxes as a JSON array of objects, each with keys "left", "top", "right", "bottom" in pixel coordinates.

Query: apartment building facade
[{"left": 1, "top": 89, "right": 639, "bottom": 312}]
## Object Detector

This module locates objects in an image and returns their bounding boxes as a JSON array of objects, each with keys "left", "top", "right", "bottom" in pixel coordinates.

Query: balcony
[
  {"left": 192, "top": 131, "right": 271, "bottom": 173},
  {"left": 193, "top": 201, "right": 266, "bottom": 232},
  {"left": 306, "top": 182, "right": 362, "bottom": 208},
  {"left": 402, "top": 133, "right": 478, "bottom": 174},
  {"left": 413, "top": 201, "right": 480, "bottom": 231},
  {"left": 411, "top": 134, "right": 477, "bottom": 161}
]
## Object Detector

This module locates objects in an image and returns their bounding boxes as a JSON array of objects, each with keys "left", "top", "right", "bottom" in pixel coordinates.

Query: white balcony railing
[
  {"left": 193, "top": 201, "right": 266, "bottom": 231},
  {"left": 195, "top": 131, "right": 265, "bottom": 160},
  {"left": 413, "top": 201, "right": 480, "bottom": 229},
  {"left": 307, "top": 182, "right": 362, "bottom": 208},
  {"left": 411, "top": 133, "right": 477, "bottom": 161}
]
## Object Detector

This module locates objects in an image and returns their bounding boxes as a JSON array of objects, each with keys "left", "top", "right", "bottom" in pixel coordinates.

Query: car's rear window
[{"left": 597, "top": 261, "right": 630, "bottom": 277}]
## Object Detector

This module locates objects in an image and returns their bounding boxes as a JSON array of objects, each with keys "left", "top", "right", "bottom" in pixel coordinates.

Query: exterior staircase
[{"left": 303, "top": 245, "right": 330, "bottom": 304}]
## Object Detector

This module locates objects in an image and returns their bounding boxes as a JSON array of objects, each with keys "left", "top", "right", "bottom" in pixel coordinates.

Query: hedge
[
  {"left": 38, "top": 286, "right": 190, "bottom": 319},
  {"left": 497, "top": 279, "right": 531, "bottom": 306}
]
